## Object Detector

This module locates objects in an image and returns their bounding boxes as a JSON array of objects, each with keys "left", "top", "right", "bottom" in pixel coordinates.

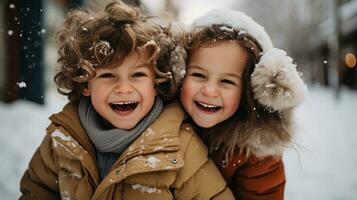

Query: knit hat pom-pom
[{"left": 251, "top": 48, "right": 307, "bottom": 111}]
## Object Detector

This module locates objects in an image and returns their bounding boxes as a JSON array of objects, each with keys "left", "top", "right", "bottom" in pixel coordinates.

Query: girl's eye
[
  {"left": 132, "top": 72, "right": 147, "bottom": 78},
  {"left": 191, "top": 73, "right": 206, "bottom": 79},
  {"left": 221, "top": 79, "right": 236, "bottom": 85},
  {"left": 99, "top": 73, "right": 115, "bottom": 78}
]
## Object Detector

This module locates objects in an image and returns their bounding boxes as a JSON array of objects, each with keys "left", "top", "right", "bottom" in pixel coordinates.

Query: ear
[{"left": 82, "top": 88, "right": 91, "bottom": 96}]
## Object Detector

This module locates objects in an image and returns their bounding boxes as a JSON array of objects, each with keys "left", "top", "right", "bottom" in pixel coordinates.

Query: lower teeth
[{"left": 111, "top": 103, "right": 137, "bottom": 112}]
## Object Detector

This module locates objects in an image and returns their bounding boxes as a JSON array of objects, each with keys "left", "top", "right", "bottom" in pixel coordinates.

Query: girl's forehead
[
  {"left": 190, "top": 40, "right": 246, "bottom": 59},
  {"left": 188, "top": 41, "right": 247, "bottom": 74}
]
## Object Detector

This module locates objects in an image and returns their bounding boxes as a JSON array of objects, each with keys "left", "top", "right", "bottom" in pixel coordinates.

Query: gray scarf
[{"left": 79, "top": 96, "right": 163, "bottom": 154}]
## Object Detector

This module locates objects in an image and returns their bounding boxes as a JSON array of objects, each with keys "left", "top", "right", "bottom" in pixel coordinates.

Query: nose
[
  {"left": 113, "top": 79, "right": 134, "bottom": 94},
  {"left": 201, "top": 82, "right": 219, "bottom": 97}
]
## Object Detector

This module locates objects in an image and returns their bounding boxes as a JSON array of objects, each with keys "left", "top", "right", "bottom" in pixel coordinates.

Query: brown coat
[
  {"left": 20, "top": 102, "right": 234, "bottom": 200},
  {"left": 212, "top": 150, "right": 285, "bottom": 200},
  {"left": 204, "top": 110, "right": 295, "bottom": 200}
]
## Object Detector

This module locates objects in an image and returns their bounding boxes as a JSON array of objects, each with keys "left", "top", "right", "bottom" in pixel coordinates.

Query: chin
[{"left": 194, "top": 119, "right": 216, "bottom": 128}]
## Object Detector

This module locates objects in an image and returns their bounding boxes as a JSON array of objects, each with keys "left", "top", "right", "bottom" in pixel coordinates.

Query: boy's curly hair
[{"left": 54, "top": 0, "right": 180, "bottom": 102}]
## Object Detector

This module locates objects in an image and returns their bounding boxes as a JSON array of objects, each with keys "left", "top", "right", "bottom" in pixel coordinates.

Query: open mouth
[
  {"left": 194, "top": 101, "right": 221, "bottom": 113},
  {"left": 110, "top": 101, "right": 138, "bottom": 114}
]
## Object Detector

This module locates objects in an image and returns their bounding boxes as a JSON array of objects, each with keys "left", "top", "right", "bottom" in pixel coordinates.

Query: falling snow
[
  {"left": 17, "top": 81, "right": 27, "bottom": 88},
  {"left": 9, "top": 4, "right": 15, "bottom": 9},
  {"left": 8, "top": 30, "right": 14, "bottom": 36}
]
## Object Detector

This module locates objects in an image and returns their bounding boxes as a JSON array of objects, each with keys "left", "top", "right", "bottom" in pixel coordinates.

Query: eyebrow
[
  {"left": 188, "top": 65, "right": 242, "bottom": 79},
  {"left": 223, "top": 73, "right": 242, "bottom": 79},
  {"left": 187, "top": 65, "right": 205, "bottom": 70},
  {"left": 132, "top": 61, "right": 154, "bottom": 68}
]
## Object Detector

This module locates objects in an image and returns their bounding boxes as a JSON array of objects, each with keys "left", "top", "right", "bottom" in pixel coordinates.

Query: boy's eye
[
  {"left": 99, "top": 73, "right": 115, "bottom": 78},
  {"left": 191, "top": 73, "right": 206, "bottom": 79},
  {"left": 221, "top": 79, "right": 236, "bottom": 85},
  {"left": 132, "top": 72, "right": 147, "bottom": 78}
]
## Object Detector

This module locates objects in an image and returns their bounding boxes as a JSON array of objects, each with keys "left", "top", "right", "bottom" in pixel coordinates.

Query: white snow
[
  {"left": 191, "top": 9, "right": 274, "bottom": 53},
  {"left": 17, "top": 81, "right": 27, "bottom": 88},
  {"left": 146, "top": 156, "right": 160, "bottom": 168},
  {"left": 131, "top": 184, "right": 161, "bottom": 194},
  {"left": 219, "top": 26, "right": 234, "bottom": 32},
  {"left": 51, "top": 130, "right": 72, "bottom": 142},
  {"left": 1, "top": 86, "right": 357, "bottom": 199},
  {"left": 284, "top": 85, "right": 357, "bottom": 200},
  {"left": 0, "top": 90, "right": 68, "bottom": 198},
  {"left": 144, "top": 128, "right": 155, "bottom": 136}
]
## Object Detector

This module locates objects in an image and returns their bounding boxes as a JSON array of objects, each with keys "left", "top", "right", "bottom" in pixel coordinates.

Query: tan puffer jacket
[{"left": 20, "top": 102, "right": 234, "bottom": 200}]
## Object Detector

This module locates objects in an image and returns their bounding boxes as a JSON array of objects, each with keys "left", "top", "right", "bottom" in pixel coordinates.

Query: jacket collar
[{"left": 49, "top": 102, "right": 96, "bottom": 157}]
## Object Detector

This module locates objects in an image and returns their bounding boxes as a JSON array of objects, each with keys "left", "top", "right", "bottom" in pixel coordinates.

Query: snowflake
[{"left": 17, "top": 81, "right": 27, "bottom": 88}]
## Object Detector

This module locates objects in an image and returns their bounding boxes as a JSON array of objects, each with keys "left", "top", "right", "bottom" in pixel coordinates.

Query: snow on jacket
[{"left": 20, "top": 102, "right": 234, "bottom": 200}]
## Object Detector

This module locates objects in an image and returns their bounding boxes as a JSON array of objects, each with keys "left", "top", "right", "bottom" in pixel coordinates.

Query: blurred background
[{"left": 0, "top": 0, "right": 356, "bottom": 199}]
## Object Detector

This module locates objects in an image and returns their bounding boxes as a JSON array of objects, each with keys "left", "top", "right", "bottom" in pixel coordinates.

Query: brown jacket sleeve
[
  {"left": 20, "top": 135, "right": 60, "bottom": 200},
  {"left": 173, "top": 131, "right": 234, "bottom": 200},
  {"left": 213, "top": 152, "right": 285, "bottom": 200}
]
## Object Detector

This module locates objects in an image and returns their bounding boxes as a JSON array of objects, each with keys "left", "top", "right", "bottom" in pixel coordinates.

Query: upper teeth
[
  {"left": 112, "top": 101, "right": 136, "bottom": 105},
  {"left": 197, "top": 102, "right": 218, "bottom": 108}
]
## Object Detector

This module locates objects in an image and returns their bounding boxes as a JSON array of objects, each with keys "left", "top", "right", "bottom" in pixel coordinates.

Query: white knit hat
[{"left": 190, "top": 9, "right": 307, "bottom": 111}]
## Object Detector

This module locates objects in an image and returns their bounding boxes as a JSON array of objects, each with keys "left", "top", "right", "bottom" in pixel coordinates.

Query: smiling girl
[{"left": 181, "top": 9, "right": 307, "bottom": 199}]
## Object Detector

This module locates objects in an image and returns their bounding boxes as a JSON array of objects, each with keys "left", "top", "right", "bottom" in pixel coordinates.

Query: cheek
[
  {"left": 90, "top": 92, "right": 108, "bottom": 114},
  {"left": 224, "top": 89, "right": 243, "bottom": 113},
  {"left": 180, "top": 81, "right": 195, "bottom": 107},
  {"left": 141, "top": 82, "right": 156, "bottom": 102}
]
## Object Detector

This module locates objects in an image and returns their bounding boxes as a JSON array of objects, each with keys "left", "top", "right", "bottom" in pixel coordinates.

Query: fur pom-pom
[{"left": 251, "top": 48, "right": 307, "bottom": 111}]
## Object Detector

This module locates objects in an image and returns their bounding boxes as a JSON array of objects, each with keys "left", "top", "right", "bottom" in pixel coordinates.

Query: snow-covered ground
[
  {"left": 0, "top": 85, "right": 357, "bottom": 199},
  {"left": 284, "top": 86, "right": 357, "bottom": 200}
]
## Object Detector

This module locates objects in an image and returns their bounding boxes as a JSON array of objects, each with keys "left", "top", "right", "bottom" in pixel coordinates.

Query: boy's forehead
[{"left": 100, "top": 50, "right": 154, "bottom": 69}]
